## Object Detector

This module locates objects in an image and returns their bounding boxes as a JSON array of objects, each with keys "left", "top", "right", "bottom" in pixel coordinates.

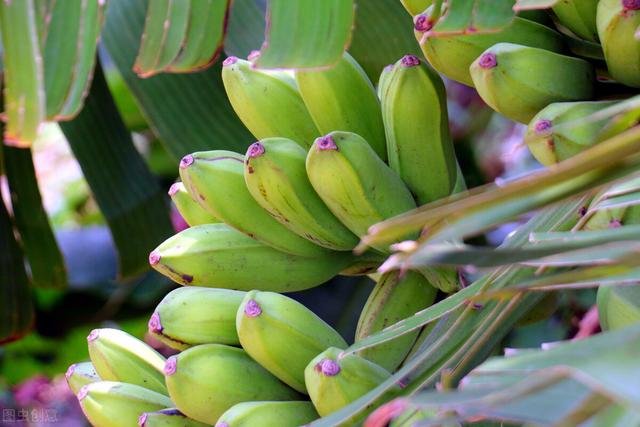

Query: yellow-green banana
[
  {"left": 148, "top": 287, "right": 245, "bottom": 351},
  {"left": 77, "top": 381, "right": 172, "bottom": 427},
  {"left": 87, "top": 328, "right": 167, "bottom": 395},
  {"left": 168, "top": 182, "right": 219, "bottom": 226},
  {"left": 355, "top": 271, "right": 437, "bottom": 372},
  {"left": 138, "top": 409, "right": 209, "bottom": 427},
  {"left": 525, "top": 101, "right": 618, "bottom": 166},
  {"left": 66, "top": 361, "right": 100, "bottom": 395},
  {"left": 236, "top": 290, "right": 348, "bottom": 393},
  {"left": 295, "top": 52, "right": 387, "bottom": 160},
  {"left": 597, "top": 284, "right": 640, "bottom": 331},
  {"left": 244, "top": 138, "right": 359, "bottom": 250},
  {"left": 222, "top": 57, "right": 319, "bottom": 147},
  {"left": 164, "top": 343, "right": 300, "bottom": 424},
  {"left": 381, "top": 54, "right": 457, "bottom": 204},
  {"left": 597, "top": 0, "right": 640, "bottom": 87},
  {"left": 553, "top": 0, "right": 599, "bottom": 42},
  {"left": 179, "top": 150, "right": 328, "bottom": 257},
  {"left": 149, "top": 223, "right": 352, "bottom": 292},
  {"left": 215, "top": 401, "right": 319, "bottom": 427},
  {"left": 470, "top": 43, "right": 595, "bottom": 123}
]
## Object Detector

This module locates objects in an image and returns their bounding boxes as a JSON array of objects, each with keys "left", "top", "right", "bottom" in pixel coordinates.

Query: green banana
[
  {"left": 306, "top": 131, "right": 417, "bottom": 252},
  {"left": 138, "top": 409, "right": 209, "bottom": 427},
  {"left": 469, "top": 43, "right": 595, "bottom": 124},
  {"left": 415, "top": 8, "right": 566, "bottom": 87},
  {"left": 597, "top": 284, "right": 640, "bottom": 331},
  {"left": 524, "top": 101, "right": 618, "bottom": 166},
  {"left": 66, "top": 361, "right": 100, "bottom": 395},
  {"left": 148, "top": 287, "right": 245, "bottom": 351},
  {"left": 164, "top": 343, "right": 300, "bottom": 424},
  {"left": 244, "top": 138, "right": 359, "bottom": 250},
  {"left": 584, "top": 205, "right": 640, "bottom": 230},
  {"left": 381, "top": 54, "right": 457, "bottom": 204},
  {"left": 355, "top": 271, "right": 437, "bottom": 372},
  {"left": 179, "top": 150, "right": 329, "bottom": 257},
  {"left": 222, "top": 57, "right": 319, "bottom": 147},
  {"left": 236, "top": 290, "right": 348, "bottom": 393},
  {"left": 168, "top": 182, "right": 219, "bottom": 226},
  {"left": 553, "top": 0, "right": 599, "bottom": 41},
  {"left": 597, "top": 0, "right": 640, "bottom": 88},
  {"left": 215, "top": 401, "right": 319, "bottom": 427},
  {"left": 295, "top": 52, "right": 387, "bottom": 160},
  {"left": 87, "top": 328, "right": 167, "bottom": 395},
  {"left": 400, "top": 0, "right": 432, "bottom": 16},
  {"left": 149, "top": 223, "right": 352, "bottom": 291},
  {"left": 77, "top": 381, "right": 172, "bottom": 427}
]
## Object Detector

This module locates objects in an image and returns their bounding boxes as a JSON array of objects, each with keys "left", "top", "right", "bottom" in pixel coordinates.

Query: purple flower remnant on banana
[
  {"left": 223, "top": 56, "right": 238, "bottom": 66},
  {"left": 400, "top": 55, "right": 420, "bottom": 67},
  {"left": 316, "top": 358, "right": 341, "bottom": 376},
  {"left": 244, "top": 299, "right": 262, "bottom": 317},
  {"left": 164, "top": 356, "right": 178, "bottom": 376},
  {"left": 623, "top": 0, "right": 640, "bottom": 10},
  {"left": 148, "top": 312, "right": 163, "bottom": 334},
  {"left": 414, "top": 14, "right": 433, "bottom": 32},
  {"left": 535, "top": 119, "right": 553, "bottom": 134},
  {"left": 315, "top": 135, "right": 338, "bottom": 151},
  {"left": 479, "top": 53, "right": 497, "bottom": 69},
  {"left": 180, "top": 155, "right": 194, "bottom": 169},
  {"left": 148, "top": 250, "right": 161, "bottom": 266},
  {"left": 87, "top": 329, "right": 99, "bottom": 342},
  {"left": 247, "top": 142, "right": 265, "bottom": 158}
]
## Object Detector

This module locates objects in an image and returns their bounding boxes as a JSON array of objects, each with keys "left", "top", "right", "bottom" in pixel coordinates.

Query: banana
[
  {"left": 381, "top": 54, "right": 457, "bottom": 204},
  {"left": 149, "top": 223, "right": 352, "bottom": 292},
  {"left": 164, "top": 343, "right": 300, "bottom": 424},
  {"left": 597, "top": 0, "right": 640, "bottom": 88},
  {"left": 355, "top": 271, "right": 437, "bottom": 372},
  {"left": 77, "top": 381, "right": 172, "bottom": 427},
  {"left": 400, "top": 0, "right": 432, "bottom": 16},
  {"left": 415, "top": 8, "right": 566, "bottom": 87},
  {"left": 222, "top": 57, "right": 319, "bottom": 148},
  {"left": 148, "top": 287, "right": 245, "bottom": 351},
  {"left": 244, "top": 138, "right": 359, "bottom": 250},
  {"left": 584, "top": 205, "right": 640, "bottom": 230},
  {"left": 552, "top": 0, "right": 599, "bottom": 42},
  {"left": 215, "top": 401, "right": 318, "bottom": 427},
  {"left": 168, "top": 182, "right": 219, "bottom": 226},
  {"left": 236, "top": 290, "right": 348, "bottom": 393},
  {"left": 377, "top": 64, "right": 395, "bottom": 100},
  {"left": 65, "top": 361, "right": 100, "bottom": 395},
  {"left": 179, "top": 150, "right": 329, "bottom": 257},
  {"left": 306, "top": 131, "right": 417, "bottom": 252},
  {"left": 524, "top": 101, "right": 618, "bottom": 166},
  {"left": 295, "top": 52, "right": 387, "bottom": 160},
  {"left": 138, "top": 409, "right": 209, "bottom": 427},
  {"left": 87, "top": 328, "right": 168, "bottom": 395},
  {"left": 469, "top": 43, "right": 595, "bottom": 124},
  {"left": 597, "top": 283, "right": 640, "bottom": 331}
]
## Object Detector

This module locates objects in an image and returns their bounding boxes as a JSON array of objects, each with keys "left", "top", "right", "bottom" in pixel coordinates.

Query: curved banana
[
  {"left": 236, "top": 290, "right": 347, "bottom": 393},
  {"left": 164, "top": 343, "right": 300, "bottom": 424},
  {"left": 295, "top": 52, "right": 387, "bottom": 160},
  {"left": 149, "top": 223, "right": 352, "bottom": 292},
  {"left": 138, "top": 408, "right": 209, "bottom": 427},
  {"left": 148, "top": 287, "right": 245, "bottom": 350},
  {"left": 179, "top": 150, "right": 329, "bottom": 257},
  {"left": 222, "top": 57, "right": 319, "bottom": 148},
  {"left": 355, "top": 271, "right": 437, "bottom": 372},
  {"left": 66, "top": 361, "right": 100, "bottom": 395},
  {"left": 244, "top": 138, "right": 359, "bottom": 250},
  {"left": 87, "top": 328, "right": 167, "bottom": 395},
  {"left": 470, "top": 43, "right": 595, "bottom": 123},
  {"left": 215, "top": 401, "right": 318, "bottom": 427},
  {"left": 381, "top": 54, "right": 457, "bottom": 204},
  {"left": 552, "top": 0, "right": 599, "bottom": 42},
  {"left": 168, "top": 182, "right": 219, "bottom": 226}
]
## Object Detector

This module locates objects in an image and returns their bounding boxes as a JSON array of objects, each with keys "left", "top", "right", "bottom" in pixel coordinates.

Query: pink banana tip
[
  {"left": 534, "top": 119, "right": 552, "bottom": 134},
  {"left": 247, "top": 50, "right": 261, "bottom": 61},
  {"left": 244, "top": 299, "right": 262, "bottom": 317},
  {"left": 223, "top": 56, "right": 238, "bottom": 66},
  {"left": 87, "top": 329, "right": 99, "bottom": 342},
  {"left": 65, "top": 364, "right": 76, "bottom": 380},
  {"left": 149, "top": 250, "right": 161, "bottom": 266},
  {"left": 138, "top": 414, "right": 148, "bottom": 427},
  {"left": 148, "top": 312, "right": 163, "bottom": 333},
  {"left": 179, "top": 155, "right": 194, "bottom": 169},
  {"left": 77, "top": 386, "right": 89, "bottom": 401},
  {"left": 168, "top": 183, "right": 181, "bottom": 197},
  {"left": 478, "top": 52, "right": 497, "bottom": 69},
  {"left": 623, "top": 0, "right": 640, "bottom": 10},
  {"left": 414, "top": 14, "right": 433, "bottom": 32},
  {"left": 216, "top": 423, "right": 230, "bottom": 427},
  {"left": 164, "top": 356, "right": 178, "bottom": 376},
  {"left": 315, "top": 135, "right": 338, "bottom": 151},
  {"left": 317, "top": 358, "right": 341, "bottom": 376},
  {"left": 400, "top": 55, "right": 420, "bottom": 67},
  {"left": 247, "top": 142, "right": 265, "bottom": 158}
]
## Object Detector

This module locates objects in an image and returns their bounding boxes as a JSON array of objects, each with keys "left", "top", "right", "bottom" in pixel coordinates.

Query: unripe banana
[
  {"left": 552, "top": 0, "right": 599, "bottom": 42},
  {"left": 355, "top": 271, "right": 437, "bottom": 372},
  {"left": 597, "top": 0, "right": 640, "bottom": 88},
  {"left": 148, "top": 287, "right": 245, "bottom": 351},
  {"left": 149, "top": 223, "right": 352, "bottom": 292},
  {"left": 470, "top": 43, "right": 595, "bottom": 124},
  {"left": 77, "top": 381, "right": 172, "bottom": 427},
  {"left": 215, "top": 401, "right": 318, "bottom": 427},
  {"left": 87, "top": 328, "right": 167, "bottom": 395},
  {"left": 65, "top": 361, "right": 100, "bottom": 395},
  {"left": 295, "top": 52, "right": 387, "bottom": 160},
  {"left": 524, "top": 101, "right": 618, "bottom": 166},
  {"left": 244, "top": 138, "right": 359, "bottom": 250},
  {"left": 597, "top": 284, "right": 640, "bottom": 331},
  {"left": 164, "top": 343, "right": 300, "bottom": 424},
  {"left": 222, "top": 57, "right": 319, "bottom": 148},
  {"left": 138, "top": 408, "right": 209, "bottom": 427},
  {"left": 168, "top": 182, "right": 219, "bottom": 227},
  {"left": 179, "top": 150, "right": 329, "bottom": 257},
  {"left": 415, "top": 8, "right": 565, "bottom": 87},
  {"left": 306, "top": 131, "right": 417, "bottom": 252},
  {"left": 381, "top": 54, "right": 457, "bottom": 204},
  {"left": 236, "top": 290, "right": 348, "bottom": 393}
]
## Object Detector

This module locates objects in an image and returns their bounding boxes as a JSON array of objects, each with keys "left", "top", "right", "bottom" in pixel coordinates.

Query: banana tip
[
  {"left": 216, "top": 423, "right": 230, "bottom": 427},
  {"left": 164, "top": 356, "right": 178, "bottom": 376},
  {"left": 610, "top": 219, "right": 623, "bottom": 228},
  {"left": 65, "top": 364, "right": 76, "bottom": 380},
  {"left": 87, "top": 329, "right": 99, "bottom": 342},
  {"left": 149, "top": 250, "right": 161, "bottom": 266},
  {"left": 623, "top": 0, "right": 640, "bottom": 10},
  {"left": 244, "top": 299, "right": 262, "bottom": 317},
  {"left": 534, "top": 120, "right": 552, "bottom": 135},
  {"left": 77, "top": 385, "right": 89, "bottom": 401},
  {"left": 400, "top": 55, "right": 420, "bottom": 67},
  {"left": 179, "top": 155, "right": 194, "bottom": 169},
  {"left": 414, "top": 14, "right": 433, "bottom": 32},
  {"left": 478, "top": 53, "right": 497, "bottom": 69},
  {"left": 138, "top": 414, "right": 148, "bottom": 427},
  {"left": 148, "top": 312, "right": 163, "bottom": 333},
  {"left": 168, "top": 183, "right": 180, "bottom": 197},
  {"left": 223, "top": 56, "right": 238, "bottom": 66},
  {"left": 247, "top": 50, "right": 261, "bottom": 61},
  {"left": 315, "top": 135, "right": 338, "bottom": 151},
  {"left": 316, "top": 358, "right": 341, "bottom": 376},
  {"left": 247, "top": 142, "right": 265, "bottom": 158}
]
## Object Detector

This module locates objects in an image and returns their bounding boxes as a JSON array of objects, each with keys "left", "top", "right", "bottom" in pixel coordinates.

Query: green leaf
[
  {"left": 253, "top": 0, "right": 355, "bottom": 69},
  {"left": 0, "top": 0, "right": 44, "bottom": 147},
  {"left": 59, "top": 64, "right": 174, "bottom": 279},
  {"left": 432, "top": 0, "right": 515, "bottom": 34},
  {"left": 2, "top": 146, "right": 66, "bottom": 289},
  {"left": 224, "top": 0, "right": 266, "bottom": 58}
]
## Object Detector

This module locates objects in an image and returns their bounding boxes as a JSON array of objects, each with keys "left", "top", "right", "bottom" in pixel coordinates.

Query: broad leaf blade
[
  {"left": 224, "top": 0, "right": 266, "bottom": 58},
  {"left": 432, "top": 0, "right": 515, "bottom": 34}
]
